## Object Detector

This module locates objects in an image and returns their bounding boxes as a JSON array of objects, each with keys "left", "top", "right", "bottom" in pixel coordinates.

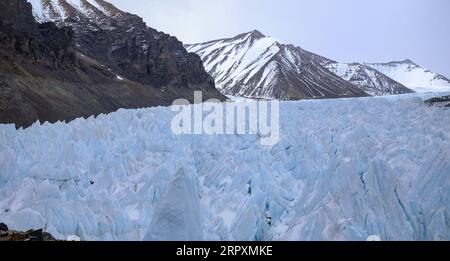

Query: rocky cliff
[
  {"left": 29, "top": 0, "right": 220, "bottom": 94},
  {"left": 0, "top": 0, "right": 76, "bottom": 68},
  {"left": 0, "top": 0, "right": 224, "bottom": 128}
]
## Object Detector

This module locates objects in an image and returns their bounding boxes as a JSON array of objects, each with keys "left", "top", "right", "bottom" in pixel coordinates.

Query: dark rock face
[
  {"left": 0, "top": 223, "right": 8, "bottom": 232},
  {"left": 425, "top": 95, "right": 450, "bottom": 107},
  {"left": 0, "top": 0, "right": 225, "bottom": 128},
  {"left": 34, "top": 0, "right": 218, "bottom": 92},
  {"left": 0, "top": 0, "right": 76, "bottom": 68},
  {"left": 0, "top": 0, "right": 35, "bottom": 29},
  {"left": 84, "top": 18, "right": 215, "bottom": 89}
]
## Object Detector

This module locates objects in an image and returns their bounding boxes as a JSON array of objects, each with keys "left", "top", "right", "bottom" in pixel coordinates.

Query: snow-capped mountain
[
  {"left": 365, "top": 60, "right": 450, "bottom": 93},
  {"left": 306, "top": 54, "right": 414, "bottom": 96},
  {"left": 187, "top": 31, "right": 417, "bottom": 99},
  {"left": 323, "top": 62, "right": 414, "bottom": 96},
  {"left": 1, "top": 93, "right": 449, "bottom": 240},
  {"left": 186, "top": 30, "right": 368, "bottom": 100}
]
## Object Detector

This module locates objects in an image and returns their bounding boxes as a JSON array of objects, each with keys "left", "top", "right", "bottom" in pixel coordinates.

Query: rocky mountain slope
[
  {"left": 186, "top": 31, "right": 368, "bottom": 100},
  {"left": 187, "top": 31, "right": 416, "bottom": 99},
  {"left": 28, "top": 0, "right": 219, "bottom": 92},
  {"left": 0, "top": 0, "right": 224, "bottom": 128},
  {"left": 365, "top": 60, "right": 450, "bottom": 93}
]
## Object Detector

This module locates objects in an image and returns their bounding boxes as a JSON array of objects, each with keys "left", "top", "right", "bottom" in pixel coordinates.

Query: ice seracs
[
  {"left": 1, "top": 93, "right": 449, "bottom": 241},
  {"left": 144, "top": 168, "right": 203, "bottom": 241}
]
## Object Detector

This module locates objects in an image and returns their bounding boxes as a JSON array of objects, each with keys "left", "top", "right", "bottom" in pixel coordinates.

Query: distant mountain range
[
  {"left": 306, "top": 53, "right": 413, "bottom": 96},
  {"left": 365, "top": 60, "right": 450, "bottom": 93},
  {"left": 187, "top": 31, "right": 450, "bottom": 99}
]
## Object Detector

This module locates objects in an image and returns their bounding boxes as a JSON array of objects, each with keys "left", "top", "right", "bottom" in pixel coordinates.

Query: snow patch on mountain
[
  {"left": 188, "top": 32, "right": 279, "bottom": 92},
  {"left": 28, "top": 0, "right": 66, "bottom": 22},
  {"left": 366, "top": 60, "right": 450, "bottom": 93},
  {"left": 85, "top": 0, "right": 112, "bottom": 16},
  {"left": 28, "top": 0, "right": 122, "bottom": 29},
  {"left": 1, "top": 93, "right": 449, "bottom": 241},
  {"left": 324, "top": 62, "right": 413, "bottom": 96}
]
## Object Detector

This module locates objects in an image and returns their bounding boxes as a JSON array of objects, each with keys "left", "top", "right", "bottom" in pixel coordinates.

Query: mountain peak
[
  {"left": 402, "top": 59, "right": 414, "bottom": 64},
  {"left": 231, "top": 29, "right": 266, "bottom": 41},
  {"left": 246, "top": 30, "right": 268, "bottom": 42},
  {"left": 384, "top": 59, "right": 417, "bottom": 66},
  {"left": 249, "top": 29, "right": 266, "bottom": 38}
]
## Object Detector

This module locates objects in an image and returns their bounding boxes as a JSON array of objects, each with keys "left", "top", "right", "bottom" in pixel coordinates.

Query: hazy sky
[{"left": 108, "top": 0, "right": 450, "bottom": 77}]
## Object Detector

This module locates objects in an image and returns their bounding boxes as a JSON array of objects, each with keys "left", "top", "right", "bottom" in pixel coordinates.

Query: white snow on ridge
[
  {"left": 85, "top": 0, "right": 109, "bottom": 16},
  {"left": 324, "top": 62, "right": 413, "bottom": 96},
  {"left": 0, "top": 93, "right": 449, "bottom": 241},
  {"left": 367, "top": 61, "right": 450, "bottom": 93},
  {"left": 66, "top": 0, "right": 83, "bottom": 9},
  {"left": 188, "top": 31, "right": 405, "bottom": 99},
  {"left": 27, "top": 0, "right": 117, "bottom": 24},
  {"left": 187, "top": 32, "right": 280, "bottom": 93}
]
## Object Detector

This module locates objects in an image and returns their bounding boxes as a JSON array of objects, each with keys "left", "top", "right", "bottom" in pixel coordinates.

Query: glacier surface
[{"left": 0, "top": 93, "right": 449, "bottom": 241}]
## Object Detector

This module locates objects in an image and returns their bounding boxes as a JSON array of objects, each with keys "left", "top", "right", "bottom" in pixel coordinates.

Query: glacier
[{"left": 0, "top": 93, "right": 449, "bottom": 241}]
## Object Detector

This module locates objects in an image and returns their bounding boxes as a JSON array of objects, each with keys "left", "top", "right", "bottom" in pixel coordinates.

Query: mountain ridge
[
  {"left": 187, "top": 30, "right": 368, "bottom": 100},
  {"left": 291, "top": 47, "right": 414, "bottom": 96},
  {"left": 365, "top": 60, "right": 450, "bottom": 93},
  {"left": 28, "top": 0, "right": 221, "bottom": 91},
  {"left": 187, "top": 30, "right": 418, "bottom": 99}
]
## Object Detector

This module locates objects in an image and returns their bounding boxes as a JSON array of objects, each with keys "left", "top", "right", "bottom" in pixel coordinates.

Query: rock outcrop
[
  {"left": 28, "top": 0, "right": 217, "bottom": 91},
  {"left": 0, "top": 223, "right": 57, "bottom": 241},
  {"left": 0, "top": 0, "right": 76, "bottom": 67},
  {"left": 425, "top": 95, "right": 450, "bottom": 108},
  {"left": 0, "top": 0, "right": 225, "bottom": 128}
]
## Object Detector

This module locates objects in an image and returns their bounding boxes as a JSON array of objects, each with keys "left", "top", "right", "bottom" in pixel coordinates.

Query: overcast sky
[{"left": 108, "top": 0, "right": 450, "bottom": 77}]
